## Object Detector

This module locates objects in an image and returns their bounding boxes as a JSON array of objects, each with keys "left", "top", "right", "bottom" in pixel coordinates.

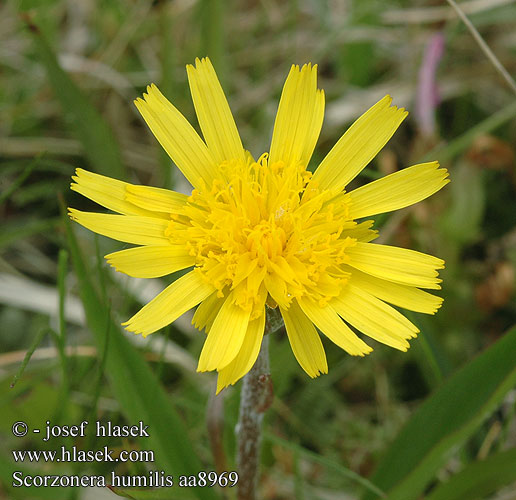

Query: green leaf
[
  {"left": 0, "top": 217, "right": 60, "bottom": 249},
  {"left": 65, "top": 217, "right": 218, "bottom": 500},
  {"left": 0, "top": 154, "right": 42, "bottom": 206},
  {"left": 407, "top": 312, "right": 451, "bottom": 389},
  {"left": 426, "top": 447, "right": 516, "bottom": 500},
  {"left": 422, "top": 99, "right": 516, "bottom": 164},
  {"left": 0, "top": 375, "right": 79, "bottom": 499},
  {"left": 25, "top": 18, "right": 126, "bottom": 179},
  {"left": 0, "top": 456, "right": 69, "bottom": 500},
  {"left": 265, "top": 432, "right": 386, "bottom": 498},
  {"left": 364, "top": 325, "right": 516, "bottom": 500}
]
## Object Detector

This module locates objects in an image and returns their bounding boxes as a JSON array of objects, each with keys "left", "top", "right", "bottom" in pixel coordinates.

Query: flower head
[{"left": 69, "top": 58, "right": 449, "bottom": 393}]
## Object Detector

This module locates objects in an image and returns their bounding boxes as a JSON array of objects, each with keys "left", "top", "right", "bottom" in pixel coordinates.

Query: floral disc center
[{"left": 165, "top": 154, "right": 359, "bottom": 318}]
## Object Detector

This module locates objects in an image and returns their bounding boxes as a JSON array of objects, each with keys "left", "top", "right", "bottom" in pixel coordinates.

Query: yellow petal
[
  {"left": 269, "top": 64, "right": 325, "bottom": 168},
  {"left": 264, "top": 271, "right": 290, "bottom": 309},
  {"left": 71, "top": 168, "right": 166, "bottom": 218},
  {"left": 349, "top": 269, "right": 443, "bottom": 314},
  {"left": 105, "top": 246, "right": 195, "bottom": 278},
  {"left": 348, "top": 162, "right": 449, "bottom": 219},
  {"left": 134, "top": 84, "right": 219, "bottom": 189},
  {"left": 197, "top": 293, "right": 251, "bottom": 371},
  {"left": 297, "top": 297, "right": 372, "bottom": 356},
  {"left": 216, "top": 312, "right": 266, "bottom": 393},
  {"left": 192, "top": 291, "right": 224, "bottom": 332},
  {"left": 332, "top": 284, "right": 419, "bottom": 351},
  {"left": 312, "top": 95, "right": 407, "bottom": 191},
  {"left": 346, "top": 242, "right": 445, "bottom": 289},
  {"left": 123, "top": 270, "right": 214, "bottom": 337},
  {"left": 68, "top": 209, "right": 170, "bottom": 246},
  {"left": 186, "top": 57, "right": 245, "bottom": 164},
  {"left": 280, "top": 301, "right": 328, "bottom": 378},
  {"left": 342, "top": 219, "right": 379, "bottom": 243},
  {"left": 231, "top": 252, "right": 258, "bottom": 289},
  {"left": 125, "top": 184, "right": 187, "bottom": 213}
]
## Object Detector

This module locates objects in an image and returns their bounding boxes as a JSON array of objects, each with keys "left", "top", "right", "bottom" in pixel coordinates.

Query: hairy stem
[{"left": 236, "top": 334, "right": 273, "bottom": 500}]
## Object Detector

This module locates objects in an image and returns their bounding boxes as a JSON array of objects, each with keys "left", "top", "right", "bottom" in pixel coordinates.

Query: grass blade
[
  {"left": 0, "top": 218, "right": 60, "bottom": 249},
  {"left": 23, "top": 17, "right": 126, "bottom": 179},
  {"left": 0, "top": 456, "right": 70, "bottom": 500},
  {"left": 426, "top": 447, "right": 516, "bottom": 500},
  {"left": 10, "top": 328, "right": 50, "bottom": 388},
  {"left": 422, "top": 99, "right": 516, "bottom": 163},
  {"left": 65, "top": 216, "right": 217, "bottom": 500},
  {"left": 0, "top": 154, "right": 42, "bottom": 206},
  {"left": 265, "top": 432, "right": 386, "bottom": 498},
  {"left": 364, "top": 324, "right": 516, "bottom": 500}
]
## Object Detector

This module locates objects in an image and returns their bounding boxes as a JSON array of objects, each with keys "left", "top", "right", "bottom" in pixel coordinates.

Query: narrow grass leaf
[
  {"left": 57, "top": 249, "right": 68, "bottom": 342},
  {"left": 408, "top": 313, "right": 450, "bottom": 389},
  {"left": 422, "top": 99, "right": 516, "bottom": 163},
  {"left": 10, "top": 328, "right": 50, "bottom": 388},
  {"left": 158, "top": 5, "right": 176, "bottom": 190},
  {"left": 0, "top": 218, "right": 60, "bottom": 249},
  {"left": 65, "top": 216, "right": 217, "bottom": 500},
  {"left": 199, "top": 0, "right": 226, "bottom": 82},
  {"left": 426, "top": 447, "right": 516, "bottom": 500},
  {"left": 0, "top": 456, "right": 70, "bottom": 500},
  {"left": 265, "top": 432, "right": 386, "bottom": 498},
  {"left": 364, "top": 324, "right": 516, "bottom": 500},
  {"left": 0, "top": 154, "right": 42, "bottom": 206},
  {"left": 53, "top": 249, "right": 70, "bottom": 426},
  {"left": 25, "top": 19, "right": 126, "bottom": 179}
]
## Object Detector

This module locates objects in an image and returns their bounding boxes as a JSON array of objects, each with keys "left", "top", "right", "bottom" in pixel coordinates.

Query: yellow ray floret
[
  {"left": 269, "top": 63, "right": 325, "bottom": 169},
  {"left": 123, "top": 271, "right": 214, "bottom": 337},
  {"left": 312, "top": 95, "right": 407, "bottom": 191},
  {"left": 197, "top": 292, "right": 251, "bottom": 372},
  {"left": 125, "top": 184, "right": 187, "bottom": 213},
  {"left": 71, "top": 169, "right": 164, "bottom": 218},
  {"left": 105, "top": 246, "right": 195, "bottom": 278},
  {"left": 348, "top": 162, "right": 450, "bottom": 219},
  {"left": 297, "top": 297, "right": 373, "bottom": 356},
  {"left": 187, "top": 57, "right": 245, "bottom": 165},
  {"left": 71, "top": 168, "right": 187, "bottom": 218},
  {"left": 134, "top": 84, "right": 219, "bottom": 189},
  {"left": 216, "top": 312, "right": 266, "bottom": 393},
  {"left": 192, "top": 291, "right": 224, "bottom": 332},
  {"left": 68, "top": 209, "right": 170, "bottom": 246},
  {"left": 348, "top": 270, "right": 443, "bottom": 314},
  {"left": 332, "top": 285, "right": 419, "bottom": 351},
  {"left": 281, "top": 300, "right": 328, "bottom": 378},
  {"left": 345, "top": 242, "right": 445, "bottom": 289},
  {"left": 68, "top": 56, "right": 449, "bottom": 390}
]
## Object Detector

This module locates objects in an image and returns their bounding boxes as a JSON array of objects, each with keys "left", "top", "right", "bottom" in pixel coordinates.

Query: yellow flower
[{"left": 69, "top": 58, "right": 449, "bottom": 393}]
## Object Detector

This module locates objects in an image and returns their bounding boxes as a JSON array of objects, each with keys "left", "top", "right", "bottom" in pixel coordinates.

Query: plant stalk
[{"left": 236, "top": 334, "right": 272, "bottom": 500}]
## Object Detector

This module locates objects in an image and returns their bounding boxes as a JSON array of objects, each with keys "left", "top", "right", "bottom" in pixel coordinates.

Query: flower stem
[{"left": 236, "top": 333, "right": 272, "bottom": 500}]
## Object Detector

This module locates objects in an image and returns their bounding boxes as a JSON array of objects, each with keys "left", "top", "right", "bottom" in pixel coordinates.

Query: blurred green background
[{"left": 1, "top": 0, "right": 516, "bottom": 499}]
